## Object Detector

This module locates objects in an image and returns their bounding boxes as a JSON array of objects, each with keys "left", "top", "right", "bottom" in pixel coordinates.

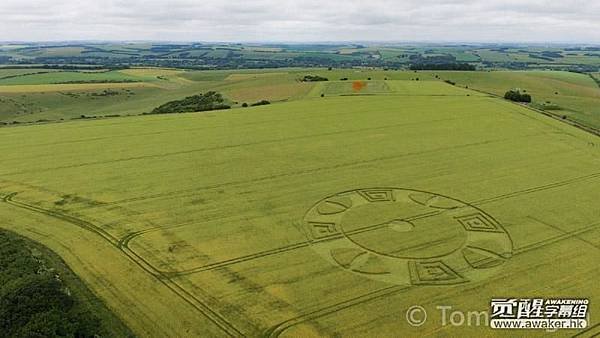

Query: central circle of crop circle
[{"left": 338, "top": 198, "right": 467, "bottom": 259}]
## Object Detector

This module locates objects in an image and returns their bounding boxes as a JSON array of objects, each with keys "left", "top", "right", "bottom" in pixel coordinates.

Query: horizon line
[{"left": 2, "top": 40, "right": 600, "bottom": 46}]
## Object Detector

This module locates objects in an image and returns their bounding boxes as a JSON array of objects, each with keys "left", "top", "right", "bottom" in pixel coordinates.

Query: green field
[
  {"left": 0, "top": 70, "right": 146, "bottom": 85},
  {"left": 435, "top": 71, "right": 600, "bottom": 127},
  {"left": 2, "top": 43, "right": 599, "bottom": 74},
  {"left": 1, "top": 79, "right": 599, "bottom": 336},
  {"left": 2, "top": 68, "right": 599, "bottom": 134}
]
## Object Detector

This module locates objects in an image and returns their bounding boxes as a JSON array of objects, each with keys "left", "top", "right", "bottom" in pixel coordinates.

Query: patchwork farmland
[{"left": 1, "top": 76, "right": 599, "bottom": 336}]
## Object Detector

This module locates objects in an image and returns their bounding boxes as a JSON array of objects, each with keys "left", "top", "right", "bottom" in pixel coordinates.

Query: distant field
[
  {"left": 1, "top": 67, "right": 599, "bottom": 130},
  {"left": 310, "top": 80, "right": 477, "bottom": 97},
  {"left": 0, "top": 69, "right": 147, "bottom": 85},
  {"left": 180, "top": 71, "right": 231, "bottom": 82},
  {"left": 431, "top": 71, "right": 600, "bottom": 128},
  {"left": 2, "top": 43, "right": 599, "bottom": 71},
  {"left": 0, "top": 82, "right": 155, "bottom": 92},
  {"left": 225, "top": 82, "right": 313, "bottom": 103},
  {"left": 1, "top": 87, "right": 598, "bottom": 336},
  {"left": 319, "top": 80, "right": 392, "bottom": 95}
]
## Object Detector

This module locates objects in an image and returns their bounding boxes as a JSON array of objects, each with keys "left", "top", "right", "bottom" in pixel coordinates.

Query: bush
[
  {"left": 534, "top": 102, "right": 561, "bottom": 111},
  {"left": 241, "top": 103, "right": 248, "bottom": 107},
  {"left": 504, "top": 90, "right": 532, "bottom": 103},
  {"left": 251, "top": 100, "right": 270, "bottom": 106},
  {"left": 301, "top": 75, "right": 328, "bottom": 82},
  {"left": 410, "top": 63, "right": 476, "bottom": 71}
]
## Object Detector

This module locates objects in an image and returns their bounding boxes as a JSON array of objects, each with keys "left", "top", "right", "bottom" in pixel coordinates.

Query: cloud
[{"left": 0, "top": 0, "right": 598, "bottom": 43}]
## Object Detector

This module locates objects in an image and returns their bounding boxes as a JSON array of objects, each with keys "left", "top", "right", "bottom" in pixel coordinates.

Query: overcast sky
[{"left": 1, "top": 0, "right": 599, "bottom": 43}]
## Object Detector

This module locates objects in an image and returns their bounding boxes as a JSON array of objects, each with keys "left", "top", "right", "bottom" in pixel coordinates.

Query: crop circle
[{"left": 303, "top": 188, "right": 513, "bottom": 285}]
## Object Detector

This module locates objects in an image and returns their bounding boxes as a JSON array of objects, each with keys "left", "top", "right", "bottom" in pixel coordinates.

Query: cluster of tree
[
  {"left": 409, "top": 63, "right": 476, "bottom": 71},
  {"left": 409, "top": 54, "right": 457, "bottom": 63},
  {"left": 301, "top": 75, "right": 328, "bottom": 82},
  {"left": 567, "top": 65, "right": 600, "bottom": 73},
  {"left": 4, "top": 53, "right": 400, "bottom": 70},
  {"left": 2, "top": 63, "right": 118, "bottom": 71},
  {"left": 0, "top": 71, "right": 55, "bottom": 80},
  {"left": 565, "top": 47, "right": 600, "bottom": 51},
  {"left": 528, "top": 54, "right": 554, "bottom": 61},
  {"left": 53, "top": 79, "right": 140, "bottom": 84},
  {"left": 482, "top": 61, "right": 529, "bottom": 70},
  {"left": 81, "top": 49, "right": 139, "bottom": 57},
  {"left": 2, "top": 44, "right": 596, "bottom": 71},
  {"left": 89, "top": 89, "right": 122, "bottom": 97},
  {"left": 149, "top": 91, "right": 230, "bottom": 114},
  {"left": 540, "top": 51, "right": 563, "bottom": 58},
  {"left": 504, "top": 90, "right": 532, "bottom": 103},
  {"left": 0, "top": 230, "right": 104, "bottom": 337}
]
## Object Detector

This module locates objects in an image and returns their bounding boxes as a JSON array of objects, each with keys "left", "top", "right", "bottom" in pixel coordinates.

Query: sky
[{"left": 1, "top": 0, "right": 599, "bottom": 43}]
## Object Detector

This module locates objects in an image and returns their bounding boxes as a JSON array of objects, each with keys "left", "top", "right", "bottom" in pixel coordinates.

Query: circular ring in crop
[{"left": 303, "top": 188, "right": 512, "bottom": 285}]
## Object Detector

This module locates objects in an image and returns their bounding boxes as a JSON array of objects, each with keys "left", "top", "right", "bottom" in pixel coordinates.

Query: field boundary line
[
  {"left": 161, "top": 171, "right": 599, "bottom": 277},
  {"left": 1, "top": 192, "right": 119, "bottom": 244},
  {"left": 2, "top": 115, "right": 467, "bottom": 176},
  {"left": 588, "top": 73, "right": 600, "bottom": 89},
  {"left": 104, "top": 135, "right": 535, "bottom": 206},
  {"left": 2, "top": 172, "right": 598, "bottom": 336},
  {"left": 162, "top": 242, "right": 310, "bottom": 278},
  {"left": 264, "top": 221, "right": 600, "bottom": 337},
  {"left": 527, "top": 216, "right": 600, "bottom": 251},
  {"left": 471, "top": 172, "right": 600, "bottom": 206},
  {"left": 0, "top": 193, "right": 243, "bottom": 337},
  {"left": 572, "top": 321, "right": 600, "bottom": 337},
  {"left": 467, "top": 87, "right": 600, "bottom": 137},
  {"left": 0, "top": 99, "right": 455, "bottom": 151}
]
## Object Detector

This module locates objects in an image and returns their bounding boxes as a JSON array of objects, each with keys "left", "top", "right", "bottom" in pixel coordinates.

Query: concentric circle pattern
[{"left": 303, "top": 188, "right": 513, "bottom": 285}]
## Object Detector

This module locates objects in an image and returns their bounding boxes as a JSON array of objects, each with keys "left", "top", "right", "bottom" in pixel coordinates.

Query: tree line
[{"left": 0, "top": 230, "right": 132, "bottom": 337}]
